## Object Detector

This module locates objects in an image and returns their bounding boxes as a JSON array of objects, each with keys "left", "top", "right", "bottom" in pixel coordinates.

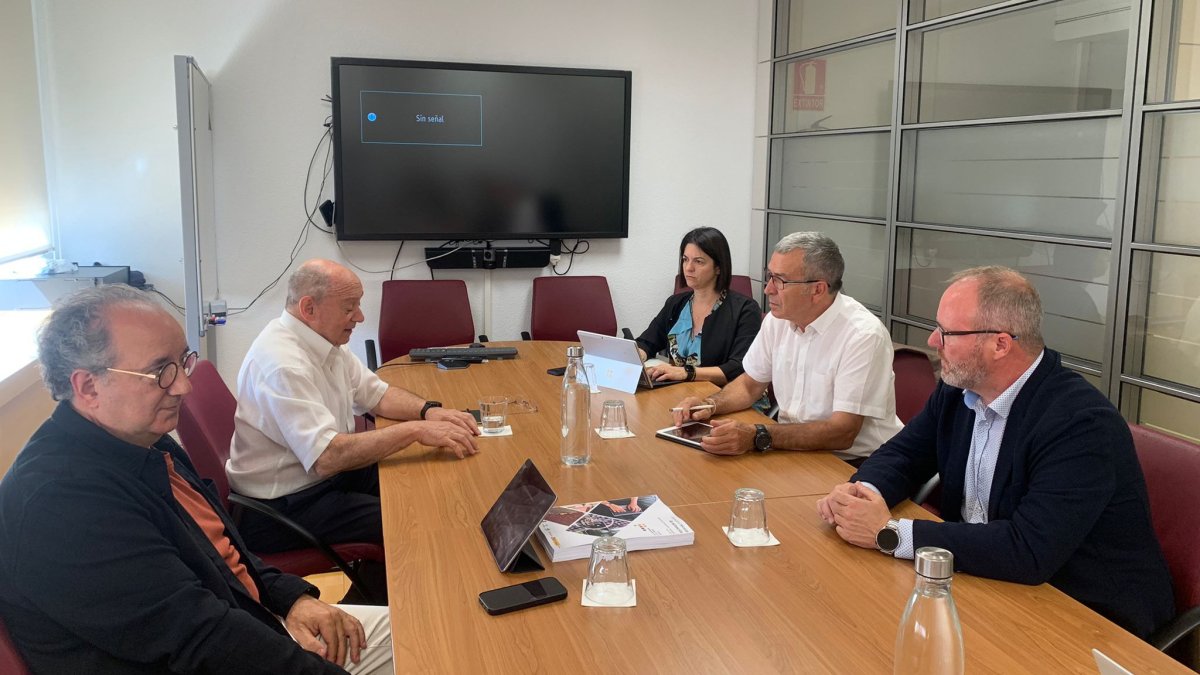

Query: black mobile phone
[
  {"left": 468, "top": 409, "right": 482, "bottom": 423},
  {"left": 478, "top": 577, "right": 568, "bottom": 616},
  {"left": 437, "top": 358, "right": 470, "bottom": 370},
  {"left": 546, "top": 366, "right": 566, "bottom": 376}
]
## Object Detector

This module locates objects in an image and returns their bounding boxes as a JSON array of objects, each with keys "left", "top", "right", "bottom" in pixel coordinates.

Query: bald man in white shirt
[
  {"left": 227, "top": 259, "right": 479, "bottom": 552},
  {"left": 673, "top": 232, "right": 903, "bottom": 466}
]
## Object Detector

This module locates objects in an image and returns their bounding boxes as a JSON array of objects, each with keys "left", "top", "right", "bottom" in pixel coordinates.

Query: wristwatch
[
  {"left": 753, "top": 424, "right": 772, "bottom": 452},
  {"left": 419, "top": 400, "right": 442, "bottom": 420},
  {"left": 876, "top": 519, "right": 901, "bottom": 555},
  {"left": 683, "top": 364, "right": 696, "bottom": 382}
]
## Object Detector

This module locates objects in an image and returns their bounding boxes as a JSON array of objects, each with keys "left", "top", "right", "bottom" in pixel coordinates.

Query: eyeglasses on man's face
[
  {"left": 932, "top": 324, "right": 1018, "bottom": 349},
  {"left": 761, "top": 269, "right": 824, "bottom": 290},
  {"left": 106, "top": 351, "right": 199, "bottom": 389}
]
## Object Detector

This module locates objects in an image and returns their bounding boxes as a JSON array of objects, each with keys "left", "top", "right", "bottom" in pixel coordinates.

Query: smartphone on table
[{"left": 478, "top": 577, "right": 568, "bottom": 615}]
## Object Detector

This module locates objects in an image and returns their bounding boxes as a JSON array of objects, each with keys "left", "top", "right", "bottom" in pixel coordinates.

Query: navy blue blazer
[
  {"left": 852, "top": 349, "right": 1174, "bottom": 639},
  {"left": 0, "top": 402, "right": 346, "bottom": 674}
]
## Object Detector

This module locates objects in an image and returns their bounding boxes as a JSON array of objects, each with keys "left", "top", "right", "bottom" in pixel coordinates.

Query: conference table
[{"left": 376, "top": 341, "right": 1185, "bottom": 673}]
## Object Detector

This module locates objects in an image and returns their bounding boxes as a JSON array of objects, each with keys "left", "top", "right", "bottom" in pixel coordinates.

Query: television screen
[{"left": 331, "top": 58, "right": 631, "bottom": 241}]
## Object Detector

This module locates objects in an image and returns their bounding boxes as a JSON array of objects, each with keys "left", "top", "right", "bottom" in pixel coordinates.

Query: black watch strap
[
  {"left": 420, "top": 400, "right": 442, "bottom": 420},
  {"left": 684, "top": 364, "right": 696, "bottom": 382}
]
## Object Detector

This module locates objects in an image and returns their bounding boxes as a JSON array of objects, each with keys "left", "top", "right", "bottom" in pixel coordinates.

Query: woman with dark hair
[{"left": 635, "top": 227, "right": 762, "bottom": 385}]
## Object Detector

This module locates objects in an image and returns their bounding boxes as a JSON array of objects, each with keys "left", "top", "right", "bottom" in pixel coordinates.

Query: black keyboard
[{"left": 408, "top": 346, "right": 519, "bottom": 361}]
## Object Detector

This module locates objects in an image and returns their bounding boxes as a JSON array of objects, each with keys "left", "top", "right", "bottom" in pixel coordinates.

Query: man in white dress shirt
[
  {"left": 227, "top": 259, "right": 479, "bottom": 552},
  {"left": 673, "top": 232, "right": 903, "bottom": 466}
]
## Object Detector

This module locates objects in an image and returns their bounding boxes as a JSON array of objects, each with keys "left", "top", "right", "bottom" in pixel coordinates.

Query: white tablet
[{"left": 655, "top": 422, "right": 714, "bottom": 449}]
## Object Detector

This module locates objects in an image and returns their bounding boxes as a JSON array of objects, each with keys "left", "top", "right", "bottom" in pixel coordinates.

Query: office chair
[
  {"left": 1131, "top": 423, "right": 1200, "bottom": 665},
  {"left": 176, "top": 360, "right": 385, "bottom": 603},
  {"left": 673, "top": 273, "right": 754, "bottom": 299},
  {"left": 523, "top": 275, "right": 618, "bottom": 341},
  {"left": 0, "top": 615, "right": 30, "bottom": 675},
  {"left": 366, "top": 279, "right": 486, "bottom": 369},
  {"left": 892, "top": 347, "right": 938, "bottom": 425}
]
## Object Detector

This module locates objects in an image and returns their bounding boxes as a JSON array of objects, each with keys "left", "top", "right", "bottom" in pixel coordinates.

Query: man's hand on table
[{"left": 818, "top": 482, "right": 892, "bottom": 549}]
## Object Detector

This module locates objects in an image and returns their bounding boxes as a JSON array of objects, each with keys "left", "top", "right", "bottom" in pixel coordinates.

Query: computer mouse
[{"left": 470, "top": 342, "right": 485, "bottom": 348}]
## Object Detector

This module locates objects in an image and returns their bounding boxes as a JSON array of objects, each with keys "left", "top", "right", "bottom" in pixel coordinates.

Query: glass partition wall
[{"left": 764, "top": 0, "right": 1200, "bottom": 442}]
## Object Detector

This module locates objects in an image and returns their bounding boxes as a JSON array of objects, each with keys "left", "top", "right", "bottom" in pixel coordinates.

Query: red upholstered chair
[
  {"left": 673, "top": 273, "right": 754, "bottom": 299},
  {"left": 1130, "top": 423, "right": 1200, "bottom": 659},
  {"left": 0, "top": 616, "right": 30, "bottom": 675},
  {"left": 524, "top": 276, "right": 618, "bottom": 341},
  {"left": 893, "top": 347, "right": 940, "bottom": 514},
  {"left": 177, "top": 360, "right": 384, "bottom": 602},
  {"left": 369, "top": 280, "right": 482, "bottom": 368},
  {"left": 893, "top": 347, "right": 937, "bottom": 425}
]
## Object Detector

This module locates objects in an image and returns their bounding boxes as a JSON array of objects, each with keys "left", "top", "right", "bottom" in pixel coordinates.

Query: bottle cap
[
  {"left": 567, "top": 345, "right": 584, "bottom": 358},
  {"left": 914, "top": 547, "right": 954, "bottom": 580}
]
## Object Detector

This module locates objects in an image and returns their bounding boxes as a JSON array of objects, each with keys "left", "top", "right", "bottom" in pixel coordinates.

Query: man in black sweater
[
  {"left": 817, "top": 266, "right": 1173, "bottom": 639},
  {"left": 0, "top": 285, "right": 393, "bottom": 673}
]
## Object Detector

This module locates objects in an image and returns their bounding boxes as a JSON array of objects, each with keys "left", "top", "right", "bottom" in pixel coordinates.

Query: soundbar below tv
[{"left": 331, "top": 57, "right": 631, "bottom": 242}]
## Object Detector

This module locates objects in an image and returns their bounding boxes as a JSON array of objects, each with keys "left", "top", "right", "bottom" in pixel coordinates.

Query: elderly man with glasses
[
  {"left": 816, "top": 266, "right": 1173, "bottom": 639},
  {"left": 0, "top": 285, "right": 393, "bottom": 673},
  {"left": 672, "top": 231, "right": 903, "bottom": 465}
]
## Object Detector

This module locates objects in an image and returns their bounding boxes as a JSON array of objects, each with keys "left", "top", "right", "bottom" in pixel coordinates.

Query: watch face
[
  {"left": 754, "top": 426, "right": 771, "bottom": 451},
  {"left": 876, "top": 526, "right": 900, "bottom": 552}
]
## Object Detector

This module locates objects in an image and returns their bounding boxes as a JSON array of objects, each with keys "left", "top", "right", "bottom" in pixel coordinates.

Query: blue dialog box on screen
[{"left": 359, "top": 91, "right": 483, "bottom": 147}]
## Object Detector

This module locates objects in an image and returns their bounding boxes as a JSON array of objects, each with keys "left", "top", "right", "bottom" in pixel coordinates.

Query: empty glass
[
  {"left": 478, "top": 396, "right": 508, "bottom": 435},
  {"left": 584, "top": 536, "right": 634, "bottom": 605},
  {"left": 583, "top": 362, "right": 600, "bottom": 394},
  {"left": 728, "top": 488, "right": 771, "bottom": 546},
  {"left": 600, "top": 400, "right": 629, "bottom": 434}
]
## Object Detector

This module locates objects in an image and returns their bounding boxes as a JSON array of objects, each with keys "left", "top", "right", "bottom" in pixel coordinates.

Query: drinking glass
[
  {"left": 600, "top": 400, "right": 628, "bottom": 434},
  {"left": 728, "top": 488, "right": 770, "bottom": 546},
  {"left": 478, "top": 396, "right": 508, "bottom": 435},
  {"left": 583, "top": 362, "right": 600, "bottom": 394},
  {"left": 584, "top": 536, "right": 634, "bottom": 605}
]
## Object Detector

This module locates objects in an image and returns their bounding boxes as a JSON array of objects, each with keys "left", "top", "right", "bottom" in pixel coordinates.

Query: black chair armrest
[
  {"left": 621, "top": 327, "right": 634, "bottom": 340},
  {"left": 1150, "top": 604, "right": 1200, "bottom": 652},
  {"left": 228, "top": 493, "right": 381, "bottom": 603},
  {"left": 521, "top": 331, "right": 532, "bottom": 340},
  {"left": 478, "top": 334, "right": 489, "bottom": 343},
  {"left": 365, "top": 339, "right": 379, "bottom": 371}
]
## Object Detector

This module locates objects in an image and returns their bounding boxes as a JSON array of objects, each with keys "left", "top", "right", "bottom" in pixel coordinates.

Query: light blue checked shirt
[{"left": 867, "top": 351, "right": 1043, "bottom": 559}]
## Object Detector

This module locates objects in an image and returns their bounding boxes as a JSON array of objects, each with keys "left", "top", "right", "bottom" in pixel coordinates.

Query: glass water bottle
[{"left": 894, "top": 547, "right": 965, "bottom": 675}]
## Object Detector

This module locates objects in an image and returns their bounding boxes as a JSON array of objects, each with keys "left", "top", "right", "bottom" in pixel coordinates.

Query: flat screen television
[{"left": 330, "top": 57, "right": 631, "bottom": 241}]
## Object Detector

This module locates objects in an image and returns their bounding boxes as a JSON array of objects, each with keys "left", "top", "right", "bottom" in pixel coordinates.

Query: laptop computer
[{"left": 576, "top": 330, "right": 686, "bottom": 394}]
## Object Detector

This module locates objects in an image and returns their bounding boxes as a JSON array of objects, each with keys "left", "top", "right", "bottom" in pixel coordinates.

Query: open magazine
[{"left": 535, "top": 494, "right": 695, "bottom": 562}]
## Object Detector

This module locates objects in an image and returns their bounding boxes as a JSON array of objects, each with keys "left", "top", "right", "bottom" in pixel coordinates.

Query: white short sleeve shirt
[
  {"left": 741, "top": 293, "right": 903, "bottom": 460},
  {"left": 226, "top": 311, "right": 389, "bottom": 499}
]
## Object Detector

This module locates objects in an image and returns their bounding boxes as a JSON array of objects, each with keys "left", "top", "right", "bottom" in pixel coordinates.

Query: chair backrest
[
  {"left": 1129, "top": 423, "right": 1200, "bottom": 612},
  {"left": 378, "top": 280, "right": 475, "bottom": 362},
  {"left": 673, "top": 274, "right": 754, "bottom": 300},
  {"left": 0, "top": 613, "right": 31, "bottom": 674},
  {"left": 529, "top": 276, "right": 618, "bottom": 341},
  {"left": 892, "top": 347, "right": 937, "bottom": 424},
  {"left": 176, "top": 360, "right": 236, "bottom": 506}
]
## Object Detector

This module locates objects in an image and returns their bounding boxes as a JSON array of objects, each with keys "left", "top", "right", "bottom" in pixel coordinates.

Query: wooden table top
[{"left": 374, "top": 341, "right": 1186, "bottom": 674}]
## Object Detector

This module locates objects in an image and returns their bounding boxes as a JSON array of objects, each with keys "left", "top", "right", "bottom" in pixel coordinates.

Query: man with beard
[{"left": 816, "top": 266, "right": 1173, "bottom": 639}]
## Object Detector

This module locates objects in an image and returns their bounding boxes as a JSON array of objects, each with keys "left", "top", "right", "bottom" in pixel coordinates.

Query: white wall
[
  {"left": 0, "top": 0, "right": 51, "bottom": 261},
  {"left": 35, "top": 0, "right": 760, "bottom": 383}
]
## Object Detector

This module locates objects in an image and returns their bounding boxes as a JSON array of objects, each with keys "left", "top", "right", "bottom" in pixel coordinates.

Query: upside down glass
[
  {"left": 728, "top": 488, "right": 771, "bottom": 546},
  {"left": 584, "top": 536, "right": 634, "bottom": 605},
  {"left": 600, "top": 400, "right": 629, "bottom": 434}
]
